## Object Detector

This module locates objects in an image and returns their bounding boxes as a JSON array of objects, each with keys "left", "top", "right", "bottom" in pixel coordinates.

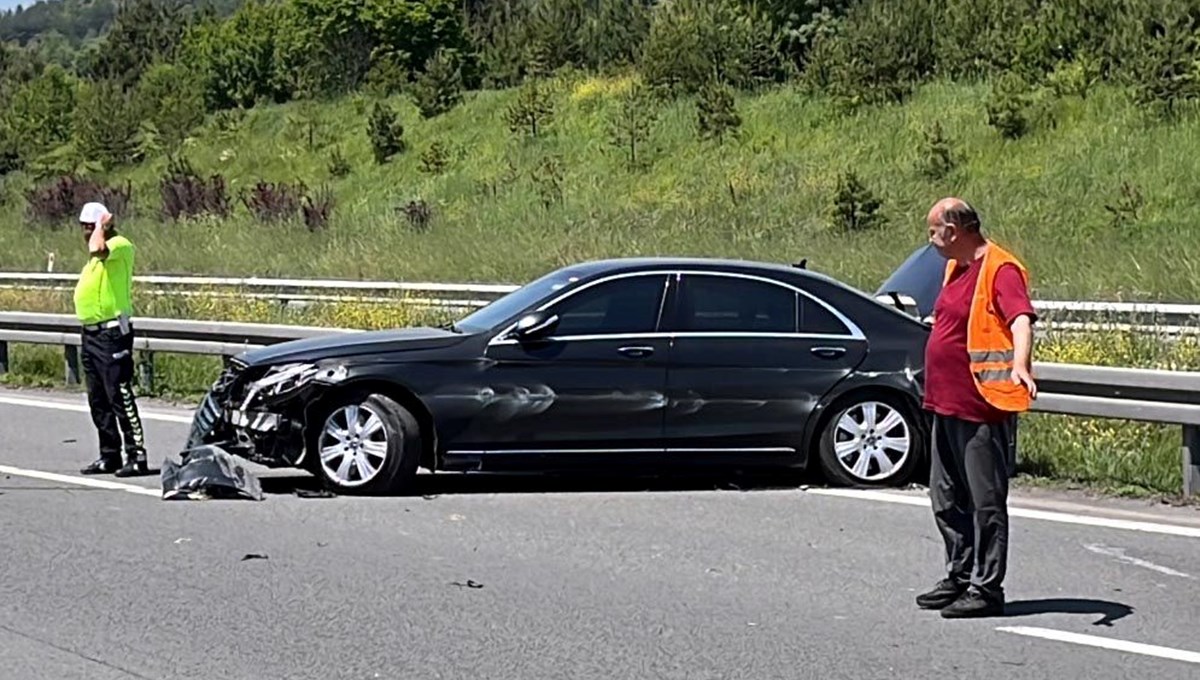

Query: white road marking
[
  {"left": 1083, "top": 543, "right": 1194, "bottom": 579},
  {"left": 804, "top": 488, "right": 1200, "bottom": 540},
  {"left": 997, "top": 626, "right": 1200, "bottom": 665},
  {"left": 0, "top": 395, "right": 193, "bottom": 423},
  {"left": 2, "top": 391, "right": 1200, "bottom": 540},
  {"left": 0, "top": 464, "right": 160, "bottom": 497}
]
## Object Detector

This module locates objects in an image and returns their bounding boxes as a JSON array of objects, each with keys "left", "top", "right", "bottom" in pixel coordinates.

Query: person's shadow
[{"left": 1001, "top": 599, "right": 1134, "bottom": 626}]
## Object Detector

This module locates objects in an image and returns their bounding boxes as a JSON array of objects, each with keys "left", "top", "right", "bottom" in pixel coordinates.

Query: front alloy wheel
[
  {"left": 319, "top": 403, "right": 390, "bottom": 488},
  {"left": 309, "top": 392, "right": 421, "bottom": 495}
]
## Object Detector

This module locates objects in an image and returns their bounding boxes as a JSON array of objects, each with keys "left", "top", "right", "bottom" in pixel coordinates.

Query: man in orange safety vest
[{"left": 915, "top": 197, "right": 1037, "bottom": 619}]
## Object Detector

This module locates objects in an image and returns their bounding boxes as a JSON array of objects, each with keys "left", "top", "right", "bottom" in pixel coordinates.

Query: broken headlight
[{"left": 246, "top": 363, "right": 321, "bottom": 402}]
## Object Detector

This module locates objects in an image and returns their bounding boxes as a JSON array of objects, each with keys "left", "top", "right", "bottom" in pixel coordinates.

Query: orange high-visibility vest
[{"left": 943, "top": 240, "right": 1032, "bottom": 413}]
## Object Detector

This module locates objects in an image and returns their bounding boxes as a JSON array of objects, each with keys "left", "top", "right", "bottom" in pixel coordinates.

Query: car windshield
[{"left": 453, "top": 267, "right": 586, "bottom": 334}]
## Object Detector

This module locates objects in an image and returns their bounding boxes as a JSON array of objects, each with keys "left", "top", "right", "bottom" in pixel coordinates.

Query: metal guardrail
[
  {"left": 5, "top": 271, "right": 1200, "bottom": 324},
  {"left": 0, "top": 311, "right": 1197, "bottom": 497}
]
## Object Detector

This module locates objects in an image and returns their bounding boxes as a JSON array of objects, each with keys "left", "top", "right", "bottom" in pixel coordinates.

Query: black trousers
[
  {"left": 929, "top": 414, "right": 1016, "bottom": 597},
  {"left": 81, "top": 324, "right": 147, "bottom": 463}
]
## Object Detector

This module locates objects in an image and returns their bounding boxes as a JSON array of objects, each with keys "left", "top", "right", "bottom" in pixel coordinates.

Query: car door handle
[
  {"left": 811, "top": 346, "right": 846, "bottom": 359},
  {"left": 618, "top": 345, "right": 654, "bottom": 358}
]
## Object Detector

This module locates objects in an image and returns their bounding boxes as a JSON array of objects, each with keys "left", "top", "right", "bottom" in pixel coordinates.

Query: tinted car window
[
  {"left": 675, "top": 275, "right": 797, "bottom": 333},
  {"left": 799, "top": 296, "right": 851, "bottom": 335},
  {"left": 455, "top": 266, "right": 590, "bottom": 334},
  {"left": 549, "top": 275, "right": 667, "bottom": 336}
]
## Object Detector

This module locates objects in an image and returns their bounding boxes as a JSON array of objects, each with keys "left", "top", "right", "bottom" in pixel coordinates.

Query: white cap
[{"left": 78, "top": 202, "right": 110, "bottom": 224}]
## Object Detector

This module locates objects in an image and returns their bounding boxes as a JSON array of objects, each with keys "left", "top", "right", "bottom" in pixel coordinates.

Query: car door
[
  {"left": 662, "top": 272, "right": 868, "bottom": 460},
  {"left": 461, "top": 272, "right": 672, "bottom": 459}
]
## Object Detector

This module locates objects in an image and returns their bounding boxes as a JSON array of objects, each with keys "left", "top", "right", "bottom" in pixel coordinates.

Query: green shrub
[
  {"left": 804, "top": 0, "right": 936, "bottom": 111},
  {"left": 1131, "top": 13, "right": 1200, "bottom": 119},
  {"left": 411, "top": 48, "right": 465, "bottom": 119},
  {"left": 607, "top": 80, "right": 659, "bottom": 170},
  {"left": 696, "top": 79, "right": 741, "bottom": 142},
  {"left": 640, "top": 0, "right": 782, "bottom": 96},
  {"left": 419, "top": 141, "right": 453, "bottom": 175},
  {"left": 986, "top": 71, "right": 1037, "bottom": 139},
  {"left": 917, "top": 121, "right": 959, "bottom": 180},
  {"left": 505, "top": 79, "right": 555, "bottom": 138},
  {"left": 829, "top": 171, "right": 883, "bottom": 232},
  {"left": 367, "top": 101, "right": 406, "bottom": 164}
]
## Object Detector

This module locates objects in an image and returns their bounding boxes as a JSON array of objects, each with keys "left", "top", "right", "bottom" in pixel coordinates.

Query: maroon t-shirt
[{"left": 923, "top": 258, "right": 1036, "bottom": 424}]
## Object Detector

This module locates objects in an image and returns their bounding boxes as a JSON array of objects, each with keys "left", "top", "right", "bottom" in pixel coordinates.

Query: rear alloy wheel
[
  {"left": 816, "top": 393, "right": 925, "bottom": 488},
  {"left": 312, "top": 393, "right": 421, "bottom": 495}
]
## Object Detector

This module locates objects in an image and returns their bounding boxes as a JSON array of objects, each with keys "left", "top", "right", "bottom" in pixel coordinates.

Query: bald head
[
  {"left": 927, "top": 197, "right": 985, "bottom": 261},
  {"left": 927, "top": 197, "right": 980, "bottom": 233}
]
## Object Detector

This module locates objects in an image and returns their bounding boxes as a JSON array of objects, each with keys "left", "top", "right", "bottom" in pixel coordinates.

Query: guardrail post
[
  {"left": 64, "top": 345, "right": 79, "bottom": 385},
  {"left": 1184, "top": 425, "right": 1200, "bottom": 498},
  {"left": 0, "top": 340, "right": 8, "bottom": 375},
  {"left": 139, "top": 351, "right": 155, "bottom": 394}
]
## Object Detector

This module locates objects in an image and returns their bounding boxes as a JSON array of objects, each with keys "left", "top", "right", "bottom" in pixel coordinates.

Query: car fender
[
  {"left": 301, "top": 368, "right": 441, "bottom": 470},
  {"left": 798, "top": 368, "right": 929, "bottom": 462}
]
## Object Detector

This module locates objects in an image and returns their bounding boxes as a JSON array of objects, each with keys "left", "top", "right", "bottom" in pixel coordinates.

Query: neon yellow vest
[{"left": 73, "top": 235, "right": 135, "bottom": 324}]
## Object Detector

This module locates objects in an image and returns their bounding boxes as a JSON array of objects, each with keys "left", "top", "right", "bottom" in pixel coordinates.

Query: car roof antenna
[{"left": 793, "top": 258, "right": 807, "bottom": 269}]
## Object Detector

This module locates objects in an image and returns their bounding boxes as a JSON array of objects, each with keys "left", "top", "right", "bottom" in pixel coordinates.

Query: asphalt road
[{"left": 2, "top": 387, "right": 1200, "bottom": 680}]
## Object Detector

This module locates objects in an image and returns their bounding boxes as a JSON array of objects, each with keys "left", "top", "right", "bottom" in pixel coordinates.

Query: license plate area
[{"left": 226, "top": 409, "right": 281, "bottom": 432}]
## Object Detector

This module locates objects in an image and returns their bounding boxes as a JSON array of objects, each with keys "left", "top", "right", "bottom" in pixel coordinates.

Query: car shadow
[
  {"left": 257, "top": 469, "right": 819, "bottom": 498},
  {"left": 1000, "top": 598, "right": 1135, "bottom": 627}
]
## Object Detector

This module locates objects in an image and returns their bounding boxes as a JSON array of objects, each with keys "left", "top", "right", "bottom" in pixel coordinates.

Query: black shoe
[
  {"left": 80, "top": 458, "right": 121, "bottom": 475},
  {"left": 941, "top": 586, "right": 1005, "bottom": 619},
  {"left": 114, "top": 457, "right": 151, "bottom": 478},
  {"left": 916, "top": 578, "right": 967, "bottom": 610}
]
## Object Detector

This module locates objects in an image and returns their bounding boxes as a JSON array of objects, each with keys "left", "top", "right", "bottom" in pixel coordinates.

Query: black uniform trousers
[
  {"left": 929, "top": 413, "right": 1017, "bottom": 598},
  {"left": 81, "top": 323, "right": 147, "bottom": 465}
]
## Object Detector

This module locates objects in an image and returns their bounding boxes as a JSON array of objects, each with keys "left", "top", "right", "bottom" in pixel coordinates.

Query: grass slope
[
  {"left": 3, "top": 74, "right": 1200, "bottom": 500},
  {"left": 2, "top": 74, "right": 1199, "bottom": 301}
]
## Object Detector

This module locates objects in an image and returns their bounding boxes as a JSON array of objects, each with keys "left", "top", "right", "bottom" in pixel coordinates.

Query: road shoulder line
[
  {"left": 804, "top": 488, "right": 1200, "bottom": 539},
  {"left": 997, "top": 626, "right": 1200, "bottom": 665},
  {"left": 0, "top": 465, "right": 160, "bottom": 497},
  {"left": 0, "top": 395, "right": 193, "bottom": 424}
]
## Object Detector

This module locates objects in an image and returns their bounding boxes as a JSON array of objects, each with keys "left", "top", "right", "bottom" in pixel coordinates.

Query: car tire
[
  {"left": 815, "top": 391, "right": 926, "bottom": 488},
  {"left": 307, "top": 392, "right": 422, "bottom": 496}
]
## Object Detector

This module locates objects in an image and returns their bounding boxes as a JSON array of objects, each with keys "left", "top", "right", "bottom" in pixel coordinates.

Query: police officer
[
  {"left": 915, "top": 197, "right": 1037, "bottom": 618},
  {"left": 75, "top": 201, "right": 150, "bottom": 477}
]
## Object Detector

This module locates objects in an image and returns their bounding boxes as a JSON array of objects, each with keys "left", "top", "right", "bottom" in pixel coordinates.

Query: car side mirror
[{"left": 507, "top": 311, "right": 559, "bottom": 341}]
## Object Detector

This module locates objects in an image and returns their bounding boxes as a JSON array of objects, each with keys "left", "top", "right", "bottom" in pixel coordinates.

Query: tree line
[{"left": 2, "top": 0, "right": 1199, "bottom": 191}]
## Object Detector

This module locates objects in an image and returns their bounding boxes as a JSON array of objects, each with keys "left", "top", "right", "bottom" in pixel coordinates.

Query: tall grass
[{"left": 2, "top": 77, "right": 1199, "bottom": 301}]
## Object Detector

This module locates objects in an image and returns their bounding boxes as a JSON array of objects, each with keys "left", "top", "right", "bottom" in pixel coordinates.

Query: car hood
[
  {"left": 874, "top": 244, "right": 947, "bottom": 319},
  {"left": 237, "top": 326, "right": 466, "bottom": 366}
]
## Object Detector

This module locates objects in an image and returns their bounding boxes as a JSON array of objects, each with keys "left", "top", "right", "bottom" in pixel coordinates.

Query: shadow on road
[
  {"left": 1002, "top": 598, "right": 1135, "bottom": 626},
  {"left": 257, "top": 469, "right": 821, "bottom": 498}
]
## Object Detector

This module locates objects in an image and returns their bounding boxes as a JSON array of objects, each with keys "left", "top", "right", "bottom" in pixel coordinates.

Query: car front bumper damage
[{"left": 186, "top": 361, "right": 335, "bottom": 469}]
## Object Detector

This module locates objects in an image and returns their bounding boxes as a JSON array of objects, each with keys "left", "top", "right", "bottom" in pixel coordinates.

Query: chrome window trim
[
  {"left": 670, "top": 269, "right": 863, "bottom": 339},
  {"left": 485, "top": 268, "right": 865, "bottom": 347},
  {"left": 486, "top": 270, "right": 673, "bottom": 346}
]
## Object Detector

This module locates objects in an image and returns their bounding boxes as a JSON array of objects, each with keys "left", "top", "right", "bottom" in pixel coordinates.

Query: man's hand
[
  {"left": 1011, "top": 364, "right": 1037, "bottom": 399},
  {"left": 1010, "top": 313, "right": 1036, "bottom": 399},
  {"left": 87, "top": 212, "right": 112, "bottom": 258}
]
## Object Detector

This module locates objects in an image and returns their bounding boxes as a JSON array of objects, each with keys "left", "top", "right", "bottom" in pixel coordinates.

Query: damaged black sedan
[{"left": 186, "top": 250, "right": 943, "bottom": 495}]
